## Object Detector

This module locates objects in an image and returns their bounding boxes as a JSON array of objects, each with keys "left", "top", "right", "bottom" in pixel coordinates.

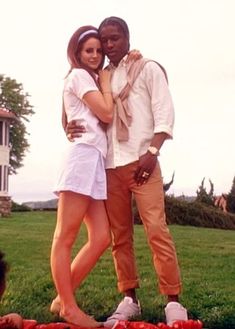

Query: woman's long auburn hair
[
  {"left": 62, "top": 25, "right": 105, "bottom": 130},
  {"left": 66, "top": 25, "right": 105, "bottom": 81}
]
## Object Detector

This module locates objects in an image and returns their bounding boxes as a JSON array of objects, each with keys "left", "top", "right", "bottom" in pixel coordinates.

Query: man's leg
[
  {"left": 104, "top": 165, "right": 141, "bottom": 325},
  {"left": 133, "top": 162, "right": 188, "bottom": 325}
]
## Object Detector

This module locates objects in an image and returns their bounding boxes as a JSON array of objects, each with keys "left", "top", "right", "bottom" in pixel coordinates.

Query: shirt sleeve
[
  {"left": 142, "top": 61, "right": 175, "bottom": 138},
  {"left": 66, "top": 69, "right": 99, "bottom": 99}
]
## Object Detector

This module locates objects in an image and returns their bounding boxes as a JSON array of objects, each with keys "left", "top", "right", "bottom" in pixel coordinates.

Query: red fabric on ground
[
  {"left": 23, "top": 319, "right": 203, "bottom": 329},
  {"left": 23, "top": 320, "right": 79, "bottom": 329}
]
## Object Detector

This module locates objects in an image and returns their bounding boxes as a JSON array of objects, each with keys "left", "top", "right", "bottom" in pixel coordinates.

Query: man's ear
[{"left": 0, "top": 280, "right": 6, "bottom": 300}]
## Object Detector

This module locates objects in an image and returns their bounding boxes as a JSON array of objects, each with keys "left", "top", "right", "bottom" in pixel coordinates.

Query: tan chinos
[{"left": 105, "top": 160, "right": 182, "bottom": 295}]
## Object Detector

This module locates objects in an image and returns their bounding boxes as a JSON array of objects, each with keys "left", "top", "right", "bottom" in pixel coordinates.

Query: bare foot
[
  {"left": 50, "top": 298, "right": 61, "bottom": 314},
  {"left": 60, "top": 307, "right": 101, "bottom": 328}
]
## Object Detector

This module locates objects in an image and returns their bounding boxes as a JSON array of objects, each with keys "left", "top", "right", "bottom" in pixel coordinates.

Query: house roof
[{"left": 0, "top": 107, "right": 17, "bottom": 120}]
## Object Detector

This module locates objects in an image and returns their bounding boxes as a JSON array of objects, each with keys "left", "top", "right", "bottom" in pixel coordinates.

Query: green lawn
[{"left": 0, "top": 211, "right": 235, "bottom": 329}]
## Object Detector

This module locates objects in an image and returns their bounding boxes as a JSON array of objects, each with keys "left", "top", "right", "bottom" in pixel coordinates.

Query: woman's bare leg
[
  {"left": 51, "top": 200, "right": 111, "bottom": 314},
  {"left": 50, "top": 191, "right": 100, "bottom": 327}
]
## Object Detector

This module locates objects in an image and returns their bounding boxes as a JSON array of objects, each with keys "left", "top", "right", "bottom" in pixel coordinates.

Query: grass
[{"left": 0, "top": 211, "right": 235, "bottom": 329}]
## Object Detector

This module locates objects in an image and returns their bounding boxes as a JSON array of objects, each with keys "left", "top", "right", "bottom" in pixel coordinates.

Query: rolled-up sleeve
[
  {"left": 143, "top": 62, "right": 175, "bottom": 138},
  {"left": 66, "top": 69, "right": 98, "bottom": 99}
]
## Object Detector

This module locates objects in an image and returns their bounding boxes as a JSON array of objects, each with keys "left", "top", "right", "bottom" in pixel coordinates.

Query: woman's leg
[
  {"left": 51, "top": 200, "right": 111, "bottom": 314},
  {"left": 50, "top": 191, "right": 100, "bottom": 327},
  {"left": 70, "top": 200, "right": 111, "bottom": 288}
]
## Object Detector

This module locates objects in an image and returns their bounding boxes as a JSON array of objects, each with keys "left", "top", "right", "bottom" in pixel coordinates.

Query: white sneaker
[
  {"left": 103, "top": 297, "right": 141, "bottom": 328},
  {"left": 165, "top": 301, "right": 188, "bottom": 326}
]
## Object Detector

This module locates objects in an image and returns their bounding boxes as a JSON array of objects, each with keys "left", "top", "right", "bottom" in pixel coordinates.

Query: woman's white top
[{"left": 63, "top": 68, "right": 107, "bottom": 157}]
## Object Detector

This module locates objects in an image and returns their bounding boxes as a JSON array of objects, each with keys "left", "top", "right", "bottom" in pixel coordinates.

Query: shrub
[
  {"left": 165, "top": 195, "right": 235, "bottom": 230},
  {"left": 226, "top": 176, "right": 235, "bottom": 213},
  {"left": 133, "top": 195, "right": 235, "bottom": 230},
  {"left": 11, "top": 201, "right": 31, "bottom": 212}
]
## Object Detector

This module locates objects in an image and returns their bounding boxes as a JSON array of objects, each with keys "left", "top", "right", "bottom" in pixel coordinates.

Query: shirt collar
[{"left": 108, "top": 55, "right": 128, "bottom": 69}]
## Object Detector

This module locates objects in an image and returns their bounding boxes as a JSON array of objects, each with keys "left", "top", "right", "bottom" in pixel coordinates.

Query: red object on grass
[
  {"left": 23, "top": 320, "right": 83, "bottom": 329},
  {"left": 156, "top": 322, "right": 171, "bottom": 329},
  {"left": 171, "top": 320, "right": 203, "bottom": 329},
  {"left": 22, "top": 319, "right": 203, "bottom": 329}
]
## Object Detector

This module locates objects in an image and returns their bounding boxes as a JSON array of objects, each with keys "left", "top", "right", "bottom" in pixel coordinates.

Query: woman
[{"left": 50, "top": 25, "right": 113, "bottom": 327}]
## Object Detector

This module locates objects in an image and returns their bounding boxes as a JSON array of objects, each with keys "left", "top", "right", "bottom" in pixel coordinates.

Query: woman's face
[{"left": 80, "top": 37, "right": 103, "bottom": 71}]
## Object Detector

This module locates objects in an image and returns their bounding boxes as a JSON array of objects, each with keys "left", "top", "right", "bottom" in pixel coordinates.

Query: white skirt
[{"left": 54, "top": 143, "right": 107, "bottom": 200}]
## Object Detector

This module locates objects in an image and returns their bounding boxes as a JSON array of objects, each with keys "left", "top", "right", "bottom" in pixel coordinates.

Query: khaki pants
[{"left": 105, "top": 161, "right": 182, "bottom": 295}]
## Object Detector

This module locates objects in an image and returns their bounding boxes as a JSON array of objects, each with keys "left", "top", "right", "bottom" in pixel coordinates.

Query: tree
[
  {"left": 163, "top": 171, "right": 175, "bottom": 192},
  {"left": 0, "top": 75, "right": 34, "bottom": 174},
  {"left": 195, "top": 177, "right": 214, "bottom": 206},
  {"left": 226, "top": 176, "right": 235, "bottom": 213}
]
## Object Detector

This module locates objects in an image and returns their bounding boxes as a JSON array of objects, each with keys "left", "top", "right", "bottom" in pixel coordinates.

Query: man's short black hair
[
  {"left": 0, "top": 251, "right": 8, "bottom": 288},
  {"left": 99, "top": 16, "right": 130, "bottom": 40}
]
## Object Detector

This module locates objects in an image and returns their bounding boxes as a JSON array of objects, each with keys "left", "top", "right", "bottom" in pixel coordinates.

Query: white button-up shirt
[{"left": 105, "top": 57, "right": 175, "bottom": 168}]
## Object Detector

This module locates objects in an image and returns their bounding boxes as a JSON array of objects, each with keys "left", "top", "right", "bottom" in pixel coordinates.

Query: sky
[{"left": 1, "top": 0, "right": 235, "bottom": 203}]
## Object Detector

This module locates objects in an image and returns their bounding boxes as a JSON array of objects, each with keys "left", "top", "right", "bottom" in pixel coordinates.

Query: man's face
[{"left": 99, "top": 24, "right": 129, "bottom": 66}]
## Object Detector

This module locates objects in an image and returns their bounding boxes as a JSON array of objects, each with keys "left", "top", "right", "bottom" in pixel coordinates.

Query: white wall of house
[
  {"left": 0, "top": 146, "right": 10, "bottom": 163},
  {"left": 0, "top": 120, "right": 10, "bottom": 196}
]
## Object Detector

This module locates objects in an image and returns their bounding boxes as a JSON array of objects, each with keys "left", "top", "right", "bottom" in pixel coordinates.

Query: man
[
  {"left": 0, "top": 251, "right": 23, "bottom": 329},
  {"left": 66, "top": 16, "right": 188, "bottom": 327}
]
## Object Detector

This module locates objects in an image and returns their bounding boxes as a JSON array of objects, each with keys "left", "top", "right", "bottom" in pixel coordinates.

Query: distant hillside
[
  {"left": 175, "top": 195, "right": 196, "bottom": 202},
  {"left": 23, "top": 198, "right": 58, "bottom": 210},
  {"left": 22, "top": 195, "right": 196, "bottom": 210}
]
